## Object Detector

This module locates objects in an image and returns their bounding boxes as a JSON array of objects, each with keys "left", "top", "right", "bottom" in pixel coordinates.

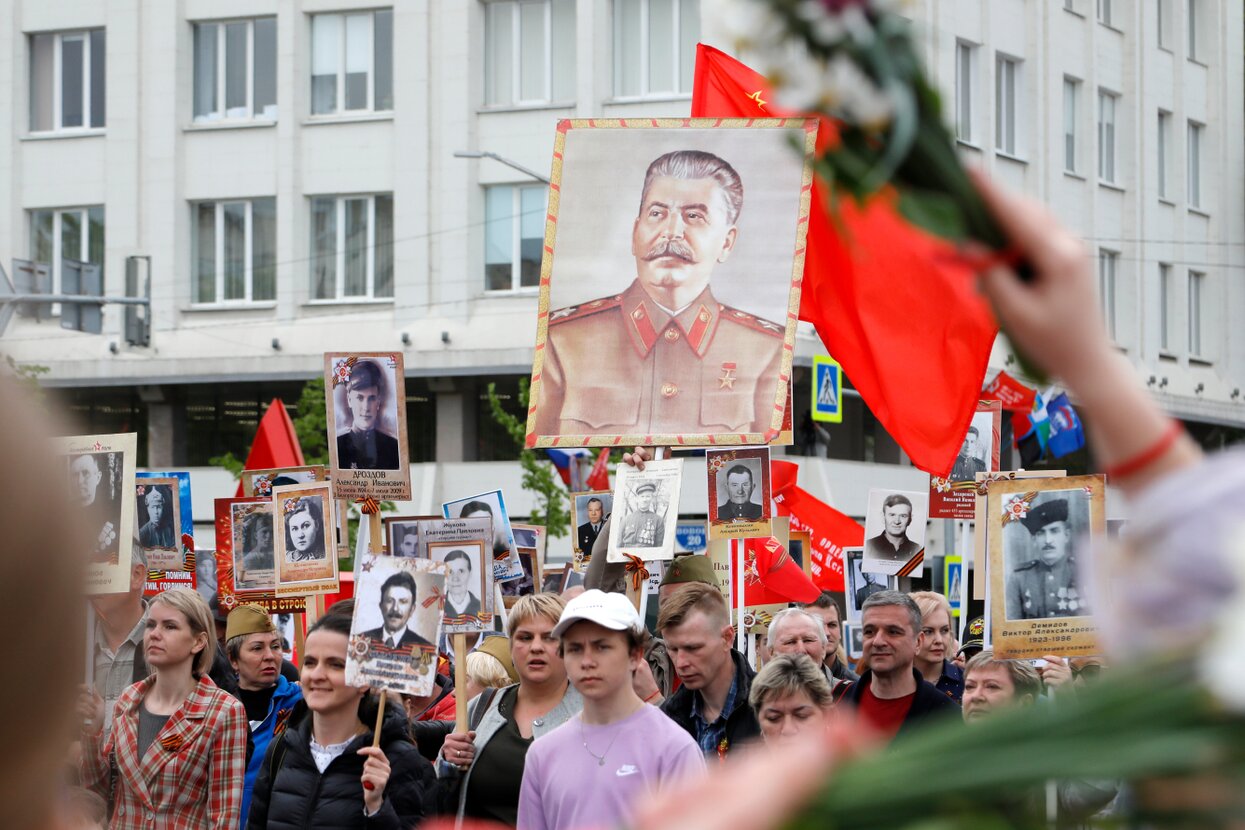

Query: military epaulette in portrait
[
  {"left": 719, "top": 304, "right": 785, "bottom": 338},
  {"left": 549, "top": 295, "right": 623, "bottom": 325},
  {"left": 1014, "top": 559, "right": 1039, "bottom": 571}
]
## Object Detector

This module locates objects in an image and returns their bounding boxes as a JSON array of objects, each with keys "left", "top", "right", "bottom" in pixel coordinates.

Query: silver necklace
[{"left": 579, "top": 717, "right": 621, "bottom": 766}]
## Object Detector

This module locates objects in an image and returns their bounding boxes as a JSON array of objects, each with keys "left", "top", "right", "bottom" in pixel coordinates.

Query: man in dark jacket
[
  {"left": 657, "top": 582, "right": 760, "bottom": 758},
  {"left": 245, "top": 698, "right": 433, "bottom": 830},
  {"left": 836, "top": 591, "right": 956, "bottom": 741}
]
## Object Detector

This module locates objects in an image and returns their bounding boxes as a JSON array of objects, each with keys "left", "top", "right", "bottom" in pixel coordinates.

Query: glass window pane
[
  {"left": 311, "top": 197, "right": 337, "bottom": 298},
  {"left": 224, "top": 22, "right": 248, "bottom": 116},
  {"left": 374, "top": 10, "right": 393, "bottom": 110},
  {"left": 193, "top": 24, "right": 218, "bottom": 120},
  {"left": 31, "top": 210, "right": 54, "bottom": 264},
  {"left": 519, "top": 1, "right": 546, "bottom": 101},
  {"left": 195, "top": 203, "right": 217, "bottom": 303},
  {"left": 615, "top": 0, "right": 642, "bottom": 97},
  {"left": 61, "top": 36, "right": 85, "bottom": 128},
  {"left": 343, "top": 198, "right": 369, "bottom": 296},
  {"left": 223, "top": 202, "right": 246, "bottom": 300},
  {"left": 251, "top": 198, "right": 276, "bottom": 301},
  {"left": 61, "top": 211, "right": 83, "bottom": 263},
  {"left": 87, "top": 207, "right": 105, "bottom": 283},
  {"left": 485, "top": 2, "right": 514, "bottom": 106},
  {"left": 485, "top": 186, "right": 514, "bottom": 290},
  {"left": 373, "top": 195, "right": 393, "bottom": 297},
  {"left": 90, "top": 30, "right": 105, "bottom": 127},
  {"left": 311, "top": 15, "right": 342, "bottom": 114},
  {"left": 519, "top": 187, "right": 545, "bottom": 287},
  {"left": 551, "top": 0, "right": 576, "bottom": 101},
  {"left": 648, "top": 0, "right": 674, "bottom": 94},
  {"left": 679, "top": 0, "right": 699, "bottom": 92},
  {"left": 344, "top": 14, "right": 372, "bottom": 110},
  {"left": 253, "top": 18, "right": 277, "bottom": 119},
  {"left": 31, "top": 34, "right": 54, "bottom": 131}
]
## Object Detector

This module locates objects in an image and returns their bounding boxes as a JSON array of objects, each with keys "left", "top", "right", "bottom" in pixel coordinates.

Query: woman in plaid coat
[{"left": 80, "top": 588, "right": 249, "bottom": 830}]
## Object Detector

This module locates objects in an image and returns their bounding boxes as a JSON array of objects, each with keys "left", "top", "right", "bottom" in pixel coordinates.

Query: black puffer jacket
[{"left": 246, "top": 700, "right": 434, "bottom": 830}]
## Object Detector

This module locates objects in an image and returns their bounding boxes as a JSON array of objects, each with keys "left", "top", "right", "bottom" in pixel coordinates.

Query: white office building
[{"left": 0, "top": 0, "right": 1240, "bottom": 559}]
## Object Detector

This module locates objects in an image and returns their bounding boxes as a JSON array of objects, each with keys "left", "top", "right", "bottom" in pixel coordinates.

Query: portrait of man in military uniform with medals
[
  {"left": 987, "top": 476, "right": 1104, "bottom": 660},
  {"left": 607, "top": 457, "right": 684, "bottom": 563},
  {"left": 1004, "top": 497, "right": 1087, "bottom": 621},
  {"left": 526, "top": 120, "right": 814, "bottom": 446}
]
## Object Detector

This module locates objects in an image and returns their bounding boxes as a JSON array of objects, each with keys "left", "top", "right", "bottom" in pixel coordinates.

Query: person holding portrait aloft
[
  {"left": 78, "top": 588, "right": 249, "bottom": 830},
  {"left": 336, "top": 359, "right": 400, "bottom": 471}
]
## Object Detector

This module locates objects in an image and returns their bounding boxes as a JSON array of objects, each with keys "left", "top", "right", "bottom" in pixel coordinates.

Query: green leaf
[{"left": 896, "top": 189, "right": 968, "bottom": 241}]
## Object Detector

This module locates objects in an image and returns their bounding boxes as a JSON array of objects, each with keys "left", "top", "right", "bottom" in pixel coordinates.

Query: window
[
  {"left": 613, "top": 0, "right": 699, "bottom": 98},
  {"left": 485, "top": 0, "right": 576, "bottom": 106},
  {"left": 1063, "top": 77, "right": 1080, "bottom": 172},
  {"left": 192, "top": 199, "right": 276, "bottom": 304},
  {"left": 1187, "top": 121, "right": 1203, "bottom": 208},
  {"left": 1157, "top": 0, "right": 1172, "bottom": 48},
  {"left": 310, "top": 10, "right": 393, "bottom": 115},
  {"left": 310, "top": 195, "right": 394, "bottom": 300},
  {"left": 1157, "top": 110, "right": 1171, "bottom": 199},
  {"left": 1158, "top": 263, "right": 1171, "bottom": 351},
  {"left": 192, "top": 18, "right": 277, "bottom": 122},
  {"left": 29, "top": 30, "right": 106, "bottom": 132},
  {"left": 1187, "top": 0, "right": 1200, "bottom": 60},
  {"left": 1097, "top": 0, "right": 1113, "bottom": 26},
  {"left": 994, "top": 55, "right": 1019, "bottom": 155},
  {"left": 29, "top": 207, "right": 105, "bottom": 294},
  {"left": 955, "top": 41, "right": 976, "bottom": 142},
  {"left": 1097, "top": 90, "right": 1117, "bottom": 183},
  {"left": 1098, "top": 249, "right": 1118, "bottom": 339},
  {"left": 1187, "top": 271, "right": 1204, "bottom": 355},
  {"left": 484, "top": 184, "right": 546, "bottom": 291}
]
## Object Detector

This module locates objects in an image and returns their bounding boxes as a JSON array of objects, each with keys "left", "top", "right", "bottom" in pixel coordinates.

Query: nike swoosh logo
[{"left": 615, "top": 765, "right": 639, "bottom": 777}]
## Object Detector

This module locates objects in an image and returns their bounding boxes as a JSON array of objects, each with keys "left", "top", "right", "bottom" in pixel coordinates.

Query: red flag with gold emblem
[
  {"left": 692, "top": 45, "right": 998, "bottom": 477},
  {"left": 738, "top": 535, "right": 822, "bottom": 605}
]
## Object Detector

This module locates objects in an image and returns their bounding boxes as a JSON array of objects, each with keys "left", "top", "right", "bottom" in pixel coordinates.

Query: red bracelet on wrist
[
  {"left": 643, "top": 690, "right": 661, "bottom": 704},
  {"left": 1102, "top": 420, "right": 1185, "bottom": 481}
]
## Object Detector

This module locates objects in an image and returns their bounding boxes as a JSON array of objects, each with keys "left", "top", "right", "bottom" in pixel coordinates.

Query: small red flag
[
  {"left": 983, "top": 370, "right": 1037, "bottom": 413},
  {"left": 585, "top": 448, "right": 611, "bottom": 492},
  {"left": 234, "top": 399, "right": 306, "bottom": 497},
  {"left": 692, "top": 44, "right": 998, "bottom": 477},
  {"left": 741, "top": 536, "right": 822, "bottom": 604},
  {"left": 771, "top": 460, "right": 863, "bottom": 592}
]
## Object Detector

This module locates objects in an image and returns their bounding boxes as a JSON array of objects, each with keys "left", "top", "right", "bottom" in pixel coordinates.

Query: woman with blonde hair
[
  {"left": 909, "top": 590, "right": 965, "bottom": 703},
  {"left": 748, "top": 654, "right": 835, "bottom": 746},
  {"left": 79, "top": 587, "right": 249, "bottom": 829},
  {"left": 438, "top": 592, "right": 583, "bottom": 825}
]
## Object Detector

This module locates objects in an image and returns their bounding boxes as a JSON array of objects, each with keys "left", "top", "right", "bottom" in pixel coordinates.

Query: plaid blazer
[{"left": 82, "top": 674, "right": 248, "bottom": 830}]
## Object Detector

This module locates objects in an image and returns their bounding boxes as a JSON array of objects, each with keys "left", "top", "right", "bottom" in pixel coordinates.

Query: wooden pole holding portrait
[{"left": 453, "top": 633, "right": 469, "bottom": 733}]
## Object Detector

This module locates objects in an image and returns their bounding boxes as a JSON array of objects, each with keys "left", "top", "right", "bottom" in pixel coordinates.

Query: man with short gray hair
[{"left": 837, "top": 590, "right": 956, "bottom": 741}]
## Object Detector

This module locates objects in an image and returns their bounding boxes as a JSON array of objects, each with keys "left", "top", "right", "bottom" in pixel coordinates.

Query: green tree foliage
[{"left": 487, "top": 378, "right": 573, "bottom": 539}]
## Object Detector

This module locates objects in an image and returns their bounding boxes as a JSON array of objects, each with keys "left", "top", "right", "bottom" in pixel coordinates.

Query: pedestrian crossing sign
[{"left": 811, "top": 355, "right": 842, "bottom": 423}]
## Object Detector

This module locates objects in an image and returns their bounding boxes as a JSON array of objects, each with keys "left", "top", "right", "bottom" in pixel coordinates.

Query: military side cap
[
  {"left": 477, "top": 634, "right": 519, "bottom": 684},
  {"left": 226, "top": 604, "right": 277, "bottom": 641},
  {"left": 634, "top": 481, "right": 657, "bottom": 495},
  {"left": 1019, "top": 498, "right": 1069, "bottom": 534},
  {"left": 660, "top": 554, "right": 715, "bottom": 588}
]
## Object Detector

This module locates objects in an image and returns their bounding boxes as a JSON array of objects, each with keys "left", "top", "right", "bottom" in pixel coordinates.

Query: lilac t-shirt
[{"left": 517, "top": 704, "right": 705, "bottom": 830}]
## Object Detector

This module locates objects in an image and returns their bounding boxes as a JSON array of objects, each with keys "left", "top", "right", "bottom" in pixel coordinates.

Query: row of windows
[
  {"left": 956, "top": 43, "right": 1207, "bottom": 208},
  {"left": 1098, "top": 250, "right": 1209, "bottom": 359},
  {"left": 29, "top": 187, "right": 546, "bottom": 302},
  {"left": 28, "top": 1, "right": 699, "bottom": 135},
  {"left": 1083, "top": 0, "right": 1209, "bottom": 61}
]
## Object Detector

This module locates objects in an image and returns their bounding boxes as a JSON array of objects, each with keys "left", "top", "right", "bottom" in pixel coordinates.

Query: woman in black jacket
[{"left": 247, "top": 613, "right": 434, "bottom": 829}]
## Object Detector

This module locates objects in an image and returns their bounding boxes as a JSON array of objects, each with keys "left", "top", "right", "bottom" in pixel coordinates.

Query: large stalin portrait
[{"left": 534, "top": 149, "right": 786, "bottom": 437}]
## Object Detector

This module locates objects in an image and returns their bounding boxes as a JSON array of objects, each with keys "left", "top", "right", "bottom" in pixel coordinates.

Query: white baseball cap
[{"left": 552, "top": 589, "right": 642, "bottom": 639}]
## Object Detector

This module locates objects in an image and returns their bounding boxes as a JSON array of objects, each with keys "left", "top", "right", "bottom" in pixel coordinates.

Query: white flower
[
  {"left": 765, "top": 42, "right": 831, "bottom": 112},
  {"left": 719, "top": 0, "right": 788, "bottom": 55}
]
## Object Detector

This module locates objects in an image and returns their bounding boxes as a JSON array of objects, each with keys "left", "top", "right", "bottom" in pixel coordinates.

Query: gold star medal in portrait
[{"left": 525, "top": 118, "right": 817, "bottom": 448}]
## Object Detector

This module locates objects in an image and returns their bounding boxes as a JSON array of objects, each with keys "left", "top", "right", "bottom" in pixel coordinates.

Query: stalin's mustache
[{"left": 643, "top": 239, "right": 695, "bottom": 263}]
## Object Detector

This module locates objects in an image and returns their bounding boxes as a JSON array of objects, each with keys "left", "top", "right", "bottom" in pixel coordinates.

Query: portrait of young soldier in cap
[
  {"left": 619, "top": 480, "right": 665, "bottom": 548},
  {"left": 334, "top": 358, "right": 400, "bottom": 471},
  {"left": 1005, "top": 497, "right": 1087, "bottom": 620}
]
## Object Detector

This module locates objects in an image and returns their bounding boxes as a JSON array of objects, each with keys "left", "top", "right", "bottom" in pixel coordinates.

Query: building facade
[{"left": 0, "top": 0, "right": 1240, "bottom": 556}]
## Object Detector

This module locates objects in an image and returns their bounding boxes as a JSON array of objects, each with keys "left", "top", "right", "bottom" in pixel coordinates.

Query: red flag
[
  {"left": 234, "top": 399, "right": 306, "bottom": 497},
  {"left": 771, "top": 461, "right": 863, "bottom": 592},
  {"left": 585, "top": 448, "right": 611, "bottom": 492},
  {"left": 692, "top": 45, "right": 998, "bottom": 477},
  {"left": 742, "top": 536, "right": 822, "bottom": 604},
  {"left": 983, "top": 370, "right": 1037, "bottom": 413}
]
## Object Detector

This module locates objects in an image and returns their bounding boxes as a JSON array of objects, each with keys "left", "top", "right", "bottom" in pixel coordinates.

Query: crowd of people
[{"left": 8, "top": 168, "right": 1241, "bottom": 830}]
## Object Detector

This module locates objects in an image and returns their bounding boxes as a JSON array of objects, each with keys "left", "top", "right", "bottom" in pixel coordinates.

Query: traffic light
[{"left": 60, "top": 259, "right": 104, "bottom": 334}]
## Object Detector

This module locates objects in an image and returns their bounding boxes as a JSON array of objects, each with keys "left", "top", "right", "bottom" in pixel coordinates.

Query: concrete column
[
  {"left": 435, "top": 391, "right": 466, "bottom": 463},
  {"left": 146, "top": 401, "right": 175, "bottom": 468}
]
